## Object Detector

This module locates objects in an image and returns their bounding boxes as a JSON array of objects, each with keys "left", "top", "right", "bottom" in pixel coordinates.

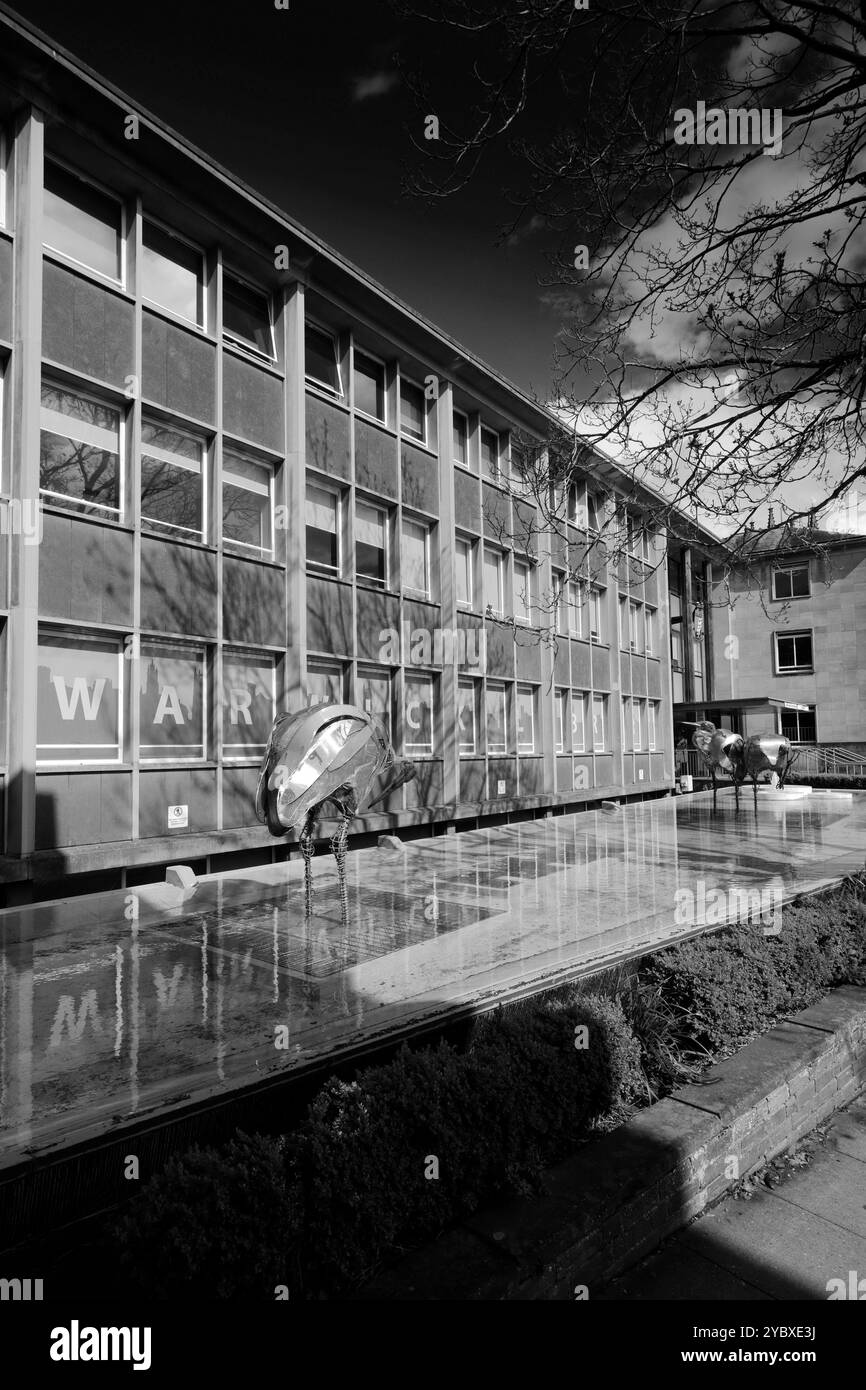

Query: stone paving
[{"left": 1, "top": 790, "right": 864, "bottom": 1169}]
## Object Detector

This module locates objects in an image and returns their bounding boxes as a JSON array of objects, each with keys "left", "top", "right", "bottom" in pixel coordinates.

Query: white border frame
[
  {"left": 222, "top": 266, "right": 277, "bottom": 363},
  {"left": 36, "top": 631, "right": 124, "bottom": 768},
  {"left": 305, "top": 318, "right": 344, "bottom": 398},
  {"left": 39, "top": 376, "right": 126, "bottom": 522},
  {"left": 43, "top": 155, "right": 127, "bottom": 291},
  {"left": 352, "top": 344, "right": 389, "bottom": 427}
]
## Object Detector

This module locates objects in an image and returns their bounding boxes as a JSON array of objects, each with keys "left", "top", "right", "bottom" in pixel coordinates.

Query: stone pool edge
[{"left": 353, "top": 984, "right": 866, "bottom": 1300}]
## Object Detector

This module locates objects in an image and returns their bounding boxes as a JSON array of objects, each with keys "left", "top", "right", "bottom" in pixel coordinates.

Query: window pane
[
  {"left": 555, "top": 689, "right": 567, "bottom": 753},
  {"left": 483, "top": 549, "right": 503, "bottom": 614},
  {"left": 308, "top": 663, "right": 343, "bottom": 704},
  {"left": 774, "top": 569, "right": 791, "bottom": 599},
  {"left": 142, "top": 222, "right": 203, "bottom": 325},
  {"left": 589, "top": 588, "right": 602, "bottom": 640},
  {"left": 402, "top": 519, "right": 428, "bottom": 594},
  {"left": 791, "top": 566, "right": 810, "bottom": 597},
  {"left": 306, "top": 483, "right": 338, "bottom": 572},
  {"left": 632, "top": 698, "right": 644, "bottom": 750},
  {"left": 648, "top": 702, "right": 657, "bottom": 750},
  {"left": 221, "top": 656, "right": 275, "bottom": 759},
  {"left": 514, "top": 562, "right": 531, "bottom": 623},
  {"left": 486, "top": 685, "right": 507, "bottom": 753},
  {"left": 572, "top": 691, "right": 586, "bottom": 751},
  {"left": 359, "top": 670, "right": 392, "bottom": 743},
  {"left": 140, "top": 646, "right": 205, "bottom": 761},
  {"left": 223, "top": 274, "right": 273, "bottom": 356},
  {"left": 404, "top": 677, "right": 434, "bottom": 754},
  {"left": 517, "top": 685, "right": 536, "bottom": 752},
  {"left": 141, "top": 421, "right": 204, "bottom": 539},
  {"left": 43, "top": 162, "right": 121, "bottom": 280},
  {"left": 356, "top": 501, "right": 387, "bottom": 584},
  {"left": 306, "top": 325, "right": 341, "bottom": 393},
  {"left": 458, "top": 679, "right": 477, "bottom": 753},
  {"left": 568, "top": 581, "right": 582, "bottom": 636},
  {"left": 622, "top": 698, "right": 632, "bottom": 752},
  {"left": 592, "top": 694, "right": 606, "bottom": 750},
  {"left": 40, "top": 382, "right": 121, "bottom": 517},
  {"left": 37, "top": 636, "right": 120, "bottom": 763},
  {"left": 400, "top": 380, "right": 425, "bottom": 441},
  {"left": 480, "top": 427, "right": 499, "bottom": 478},
  {"left": 645, "top": 608, "right": 654, "bottom": 654},
  {"left": 355, "top": 351, "right": 385, "bottom": 421},
  {"left": 456, "top": 538, "right": 472, "bottom": 606},
  {"left": 453, "top": 412, "right": 468, "bottom": 465},
  {"left": 223, "top": 451, "right": 272, "bottom": 555}
]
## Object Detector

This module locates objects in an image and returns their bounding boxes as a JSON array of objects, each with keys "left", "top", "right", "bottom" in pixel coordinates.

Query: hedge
[
  {"left": 112, "top": 874, "right": 866, "bottom": 1299},
  {"left": 786, "top": 773, "right": 866, "bottom": 789}
]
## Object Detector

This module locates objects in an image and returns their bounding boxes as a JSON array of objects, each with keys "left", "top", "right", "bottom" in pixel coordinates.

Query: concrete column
[
  {"left": 283, "top": 275, "right": 307, "bottom": 708},
  {"left": 7, "top": 107, "right": 44, "bottom": 860},
  {"left": 437, "top": 378, "right": 458, "bottom": 808}
]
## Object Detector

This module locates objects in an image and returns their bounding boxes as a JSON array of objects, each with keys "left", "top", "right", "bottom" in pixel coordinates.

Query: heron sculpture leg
[
  {"left": 330, "top": 810, "right": 351, "bottom": 925},
  {"left": 299, "top": 813, "right": 317, "bottom": 915}
]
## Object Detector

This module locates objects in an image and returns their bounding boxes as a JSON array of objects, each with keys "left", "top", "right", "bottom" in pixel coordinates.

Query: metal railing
[{"left": 675, "top": 744, "right": 866, "bottom": 783}]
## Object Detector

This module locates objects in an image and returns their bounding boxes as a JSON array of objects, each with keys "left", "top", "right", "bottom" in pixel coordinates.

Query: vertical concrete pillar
[
  {"left": 283, "top": 274, "right": 307, "bottom": 708},
  {"left": 7, "top": 107, "right": 44, "bottom": 860},
  {"left": 437, "top": 379, "right": 458, "bottom": 808}
]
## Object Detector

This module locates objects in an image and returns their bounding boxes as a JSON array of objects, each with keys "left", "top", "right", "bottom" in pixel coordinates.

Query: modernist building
[
  {"left": 705, "top": 522, "right": 866, "bottom": 751},
  {"left": 0, "top": 9, "right": 724, "bottom": 903}
]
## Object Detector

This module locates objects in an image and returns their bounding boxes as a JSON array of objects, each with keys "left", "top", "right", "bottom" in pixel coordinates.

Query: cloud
[{"left": 352, "top": 70, "right": 400, "bottom": 102}]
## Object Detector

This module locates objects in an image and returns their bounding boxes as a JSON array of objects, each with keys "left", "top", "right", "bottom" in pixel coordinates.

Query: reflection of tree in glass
[
  {"left": 140, "top": 423, "right": 202, "bottom": 537},
  {"left": 40, "top": 385, "right": 119, "bottom": 514}
]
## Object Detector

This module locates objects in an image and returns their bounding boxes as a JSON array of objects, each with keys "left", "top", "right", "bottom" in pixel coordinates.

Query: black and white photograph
[{"left": 0, "top": 0, "right": 865, "bottom": 1355}]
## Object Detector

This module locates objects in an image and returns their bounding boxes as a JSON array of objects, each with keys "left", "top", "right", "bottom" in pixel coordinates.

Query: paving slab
[
  {"left": 598, "top": 1242, "right": 775, "bottom": 1301},
  {"left": 828, "top": 1097, "right": 866, "bottom": 1164}
]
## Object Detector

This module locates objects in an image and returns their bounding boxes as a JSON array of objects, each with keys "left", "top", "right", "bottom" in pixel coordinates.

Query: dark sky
[{"left": 10, "top": 0, "right": 567, "bottom": 397}]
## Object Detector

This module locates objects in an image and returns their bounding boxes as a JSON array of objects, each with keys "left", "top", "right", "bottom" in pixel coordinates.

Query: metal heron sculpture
[
  {"left": 255, "top": 702, "right": 416, "bottom": 913},
  {"left": 686, "top": 720, "right": 798, "bottom": 808}
]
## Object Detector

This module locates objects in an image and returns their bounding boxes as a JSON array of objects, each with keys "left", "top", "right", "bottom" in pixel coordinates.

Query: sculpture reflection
[
  {"left": 255, "top": 703, "right": 416, "bottom": 912},
  {"left": 687, "top": 720, "right": 798, "bottom": 808}
]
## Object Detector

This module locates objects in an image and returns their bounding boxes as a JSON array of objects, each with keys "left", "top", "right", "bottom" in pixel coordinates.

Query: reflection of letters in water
[
  {"left": 49, "top": 991, "right": 103, "bottom": 1049},
  {"left": 154, "top": 966, "right": 185, "bottom": 1010}
]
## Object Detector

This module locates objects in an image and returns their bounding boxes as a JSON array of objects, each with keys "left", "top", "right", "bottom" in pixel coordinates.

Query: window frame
[
  {"left": 139, "top": 639, "right": 208, "bottom": 765},
  {"left": 221, "top": 446, "right": 275, "bottom": 559},
  {"left": 220, "top": 649, "right": 277, "bottom": 762},
  {"left": 457, "top": 676, "right": 479, "bottom": 755},
  {"left": 401, "top": 515, "right": 431, "bottom": 598},
  {"left": 40, "top": 377, "right": 125, "bottom": 522},
  {"left": 592, "top": 693, "right": 607, "bottom": 751},
  {"left": 141, "top": 215, "right": 207, "bottom": 330},
  {"left": 513, "top": 558, "right": 532, "bottom": 625},
  {"left": 42, "top": 156, "right": 125, "bottom": 288},
  {"left": 399, "top": 375, "right": 427, "bottom": 445},
  {"left": 480, "top": 424, "right": 501, "bottom": 481},
  {"left": 485, "top": 680, "right": 508, "bottom": 755},
  {"left": 648, "top": 700, "right": 658, "bottom": 751},
  {"left": 353, "top": 346, "right": 388, "bottom": 426},
  {"left": 483, "top": 545, "right": 505, "bottom": 618},
  {"left": 516, "top": 683, "right": 537, "bottom": 753},
  {"left": 572, "top": 689, "right": 587, "bottom": 753},
  {"left": 771, "top": 563, "right": 811, "bottom": 601},
  {"left": 774, "top": 629, "right": 814, "bottom": 674},
  {"left": 554, "top": 687, "right": 568, "bottom": 754},
  {"left": 304, "top": 320, "right": 344, "bottom": 398},
  {"left": 357, "top": 665, "right": 394, "bottom": 744},
  {"left": 140, "top": 415, "right": 207, "bottom": 543},
  {"left": 455, "top": 535, "right": 475, "bottom": 609},
  {"left": 36, "top": 630, "right": 124, "bottom": 767},
  {"left": 305, "top": 479, "right": 342, "bottom": 577},
  {"left": 222, "top": 268, "right": 276, "bottom": 362},
  {"left": 452, "top": 408, "right": 470, "bottom": 468},
  {"left": 355, "top": 496, "right": 390, "bottom": 588},
  {"left": 404, "top": 672, "right": 436, "bottom": 757},
  {"left": 644, "top": 606, "right": 655, "bottom": 656},
  {"left": 307, "top": 658, "right": 346, "bottom": 706},
  {"left": 588, "top": 586, "right": 603, "bottom": 643}
]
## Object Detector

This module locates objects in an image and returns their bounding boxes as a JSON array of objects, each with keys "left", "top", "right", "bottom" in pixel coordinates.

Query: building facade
[
  {"left": 708, "top": 527, "right": 866, "bottom": 750},
  {"left": 0, "top": 10, "right": 709, "bottom": 902}
]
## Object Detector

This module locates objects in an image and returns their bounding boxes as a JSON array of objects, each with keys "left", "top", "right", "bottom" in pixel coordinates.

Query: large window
[
  {"left": 223, "top": 273, "right": 274, "bottom": 359},
  {"left": 356, "top": 500, "right": 388, "bottom": 586},
  {"left": 632, "top": 697, "right": 645, "bottom": 751},
  {"left": 37, "top": 633, "right": 121, "bottom": 764},
  {"left": 400, "top": 378, "right": 426, "bottom": 443},
  {"left": 453, "top": 410, "right": 469, "bottom": 468},
  {"left": 456, "top": 536, "right": 474, "bottom": 607},
  {"left": 572, "top": 690, "right": 587, "bottom": 752},
  {"left": 401, "top": 517, "right": 430, "bottom": 596},
  {"left": 485, "top": 682, "right": 508, "bottom": 754},
  {"left": 629, "top": 601, "right": 643, "bottom": 653},
  {"left": 354, "top": 350, "right": 386, "bottom": 422},
  {"left": 480, "top": 426, "right": 500, "bottom": 480},
  {"left": 516, "top": 685, "right": 537, "bottom": 753},
  {"left": 458, "top": 678, "right": 479, "bottom": 754},
  {"left": 514, "top": 559, "right": 532, "bottom": 624},
  {"left": 358, "top": 668, "right": 393, "bottom": 743},
  {"left": 43, "top": 161, "right": 122, "bottom": 282},
  {"left": 306, "top": 482, "right": 340, "bottom": 575},
  {"left": 221, "top": 654, "right": 276, "bottom": 760},
  {"left": 305, "top": 323, "right": 343, "bottom": 396},
  {"left": 140, "top": 643, "right": 206, "bottom": 763},
  {"left": 566, "top": 579, "right": 583, "bottom": 637},
  {"left": 142, "top": 221, "right": 204, "bottom": 327},
  {"left": 645, "top": 607, "right": 655, "bottom": 656},
  {"left": 404, "top": 675, "right": 435, "bottom": 755},
  {"left": 772, "top": 564, "right": 810, "bottom": 600},
  {"left": 592, "top": 693, "right": 607, "bottom": 751},
  {"left": 141, "top": 420, "right": 205, "bottom": 540},
  {"left": 222, "top": 450, "right": 273, "bottom": 557},
  {"left": 775, "top": 630, "right": 813, "bottom": 673},
  {"left": 307, "top": 660, "right": 344, "bottom": 705},
  {"left": 780, "top": 705, "right": 816, "bottom": 742},
  {"left": 622, "top": 696, "right": 632, "bottom": 752},
  {"left": 483, "top": 546, "right": 505, "bottom": 617},
  {"left": 40, "top": 382, "right": 122, "bottom": 518}
]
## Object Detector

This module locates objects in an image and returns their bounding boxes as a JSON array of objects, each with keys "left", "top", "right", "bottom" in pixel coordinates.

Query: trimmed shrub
[
  {"left": 786, "top": 773, "right": 866, "bottom": 789},
  {"left": 114, "top": 1132, "right": 298, "bottom": 1300}
]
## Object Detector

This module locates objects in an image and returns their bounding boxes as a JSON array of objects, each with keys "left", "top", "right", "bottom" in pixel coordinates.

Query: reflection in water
[{"left": 0, "top": 793, "right": 864, "bottom": 1165}]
